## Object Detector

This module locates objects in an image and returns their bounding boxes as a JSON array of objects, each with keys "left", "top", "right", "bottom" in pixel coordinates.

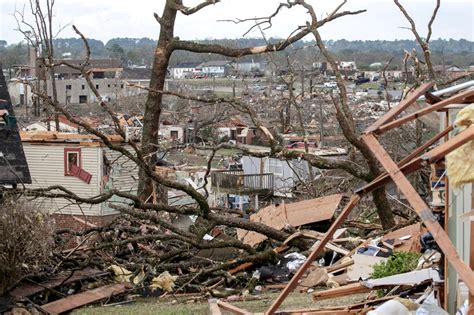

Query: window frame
[{"left": 64, "top": 148, "right": 82, "bottom": 176}]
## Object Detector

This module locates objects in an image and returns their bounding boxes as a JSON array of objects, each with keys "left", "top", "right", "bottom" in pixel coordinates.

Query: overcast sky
[{"left": 0, "top": 0, "right": 472, "bottom": 45}]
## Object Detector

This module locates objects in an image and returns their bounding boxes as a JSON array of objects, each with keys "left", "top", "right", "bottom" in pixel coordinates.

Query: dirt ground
[{"left": 73, "top": 291, "right": 367, "bottom": 315}]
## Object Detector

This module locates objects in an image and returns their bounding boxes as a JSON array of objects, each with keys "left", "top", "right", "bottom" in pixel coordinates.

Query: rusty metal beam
[
  {"left": 364, "top": 82, "right": 435, "bottom": 134},
  {"left": 266, "top": 194, "right": 361, "bottom": 315},
  {"left": 356, "top": 125, "right": 474, "bottom": 195},
  {"left": 362, "top": 133, "right": 474, "bottom": 293},
  {"left": 376, "top": 88, "right": 474, "bottom": 134}
]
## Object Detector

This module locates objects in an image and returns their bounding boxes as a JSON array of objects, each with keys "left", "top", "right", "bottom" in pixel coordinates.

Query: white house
[
  {"left": 200, "top": 60, "right": 234, "bottom": 77},
  {"left": 21, "top": 131, "right": 138, "bottom": 220},
  {"left": 170, "top": 62, "right": 201, "bottom": 79}
]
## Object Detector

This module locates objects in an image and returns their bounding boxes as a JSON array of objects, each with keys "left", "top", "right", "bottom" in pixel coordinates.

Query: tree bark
[{"left": 138, "top": 1, "right": 177, "bottom": 200}]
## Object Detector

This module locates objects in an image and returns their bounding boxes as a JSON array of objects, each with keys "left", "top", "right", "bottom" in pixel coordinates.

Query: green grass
[{"left": 74, "top": 292, "right": 368, "bottom": 315}]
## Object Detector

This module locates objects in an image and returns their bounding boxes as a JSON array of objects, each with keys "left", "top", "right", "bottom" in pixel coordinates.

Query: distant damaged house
[{"left": 0, "top": 65, "right": 31, "bottom": 188}]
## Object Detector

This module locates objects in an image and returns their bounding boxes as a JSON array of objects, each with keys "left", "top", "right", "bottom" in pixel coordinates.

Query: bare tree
[
  {"left": 138, "top": 0, "right": 365, "bottom": 201},
  {"left": 14, "top": 0, "right": 65, "bottom": 129},
  {"left": 394, "top": 0, "right": 441, "bottom": 81}
]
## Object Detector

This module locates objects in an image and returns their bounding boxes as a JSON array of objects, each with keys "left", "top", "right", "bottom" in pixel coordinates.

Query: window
[
  {"left": 120, "top": 84, "right": 124, "bottom": 89},
  {"left": 267, "top": 158, "right": 283, "bottom": 175},
  {"left": 66, "top": 84, "right": 72, "bottom": 90},
  {"left": 64, "top": 148, "right": 81, "bottom": 176},
  {"left": 95, "top": 84, "right": 99, "bottom": 90},
  {"left": 79, "top": 95, "right": 87, "bottom": 104},
  {"left": 107, "top": 84, "right": 111, "bottom": 88},
  {"left": 81, "top": 85, "right": 85, "bottom": 90}
]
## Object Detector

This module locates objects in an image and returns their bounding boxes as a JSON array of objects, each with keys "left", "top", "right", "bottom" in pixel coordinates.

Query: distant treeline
[{"left": 1, "top": 37, "right": 472, "bottom": 70}]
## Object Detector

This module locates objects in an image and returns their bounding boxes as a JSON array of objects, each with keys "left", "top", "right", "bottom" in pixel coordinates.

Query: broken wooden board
[
  {"left": 10, "top": 269, "right": 109, "bottom": 298},
  {"left": 237, "top": 194, "right": 342, "bottom": 246},
  {"left": 347, "top": 254, "right": 387, "bottom": 281},
  {"left": 41, "top": 283, "right": 131, "bottom": 314},
  {"left": 299, "top": 268, "right": 328, "bottom": 290},
  {"left": 382, "top": 223, "right": 424, "bottom": 252},
  {"left": 312, "top": 282, "right": 371, "bottom": 301}
]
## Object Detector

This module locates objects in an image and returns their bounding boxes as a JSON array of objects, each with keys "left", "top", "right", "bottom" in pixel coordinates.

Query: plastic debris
[{"left": 284, "top": 252, "right": 306, "bottom": 273}]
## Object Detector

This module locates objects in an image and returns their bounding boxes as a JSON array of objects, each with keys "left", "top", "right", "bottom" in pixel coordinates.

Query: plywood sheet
[
  {"left": 382, "top": 223, "right": 424, "bottom": 252},
  {"left": 237, "top": 194, "right": 342, "bottom": 246}
]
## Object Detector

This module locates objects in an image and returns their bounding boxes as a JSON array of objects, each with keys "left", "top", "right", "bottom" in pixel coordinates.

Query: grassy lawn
[{"left": 74, "top": 292, "right": 367, "bottom": 315}]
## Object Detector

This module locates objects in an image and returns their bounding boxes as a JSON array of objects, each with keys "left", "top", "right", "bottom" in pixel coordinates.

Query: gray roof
[{"left": 0, "top": 64, "right": 31, "bottom": 185}]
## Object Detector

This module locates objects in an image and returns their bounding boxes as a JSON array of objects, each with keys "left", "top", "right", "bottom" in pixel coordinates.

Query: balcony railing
[{"left": 211, "top": 170, "right": 273, "bottom": 195}]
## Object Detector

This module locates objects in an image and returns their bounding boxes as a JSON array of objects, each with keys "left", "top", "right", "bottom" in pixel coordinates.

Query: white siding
[
  {"left": 101, "top": 146, "right": 139, "bottom": 215},
  {"left": 23, "top": 143, "right": 101, "bottom": 216}
]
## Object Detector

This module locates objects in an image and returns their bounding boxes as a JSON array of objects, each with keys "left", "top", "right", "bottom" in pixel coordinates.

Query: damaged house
[{"left": 20, "top": 131, "right": 138, "bottom": 228}]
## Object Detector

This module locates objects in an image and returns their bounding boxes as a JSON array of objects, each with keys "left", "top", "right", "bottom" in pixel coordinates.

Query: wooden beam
[
  {"left": 266, "top": 195, "right": 361, "bottom": 315},
  {"left": 361, "top": 133, "right": 474, "bottom": 293},
  {"left": 365, "top": 81, "right": 435, "bottom": 133},
  {"left": 356, "top": 125, "right": 474, "bottom": 195},
  {"left": 216, "top": 300, "right": 252, "bottom": 315},
  {"left": 208, "top": 299, "right": 223, "bottom": 315},
  {"left": 311, "top": 283, "right": 371, "bottom": 301},
  {"left": 376, "top": 89, "right": 474, "bottom": 134}
]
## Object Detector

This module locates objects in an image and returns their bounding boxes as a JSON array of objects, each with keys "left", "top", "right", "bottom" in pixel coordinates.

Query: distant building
[
  {"left": 234, "top": 61, "right": 263, "bottom": 75},
  {"left": 433, "top": 65, "right": 466, "bottom": 80},
  {"left": 170, "top": 62, "right": 202, "bottom": 79},
  {"left": 8, "top": 54, "right": 149, "bottom": 105},
  {"left": 200, "top": 60, "right": 234, "bottom": 77}
]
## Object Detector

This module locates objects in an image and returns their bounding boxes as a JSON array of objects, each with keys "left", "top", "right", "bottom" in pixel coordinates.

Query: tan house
[{"left": 21, "top": 131, "right": 138, "bottom": 227}]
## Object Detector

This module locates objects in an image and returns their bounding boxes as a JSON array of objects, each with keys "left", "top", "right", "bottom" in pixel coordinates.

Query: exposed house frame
[{"left": 217, "top": 83, "right": 474, "bottom": 314}]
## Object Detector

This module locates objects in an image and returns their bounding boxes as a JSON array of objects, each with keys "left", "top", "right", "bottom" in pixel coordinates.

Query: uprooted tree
[{"left": 9, "top": 0, "right": 445, "bottom": 293}]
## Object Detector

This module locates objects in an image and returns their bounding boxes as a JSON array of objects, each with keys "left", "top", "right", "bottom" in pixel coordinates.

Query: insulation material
[
  {"left": 446, "top": 104, "right": 474, "bottom": 190},
  {"left": 150, "top": 271, "right": 177, "bottom": 292},
  {"left": 108, "top": 265, "right": 145, "bottom": 284}
]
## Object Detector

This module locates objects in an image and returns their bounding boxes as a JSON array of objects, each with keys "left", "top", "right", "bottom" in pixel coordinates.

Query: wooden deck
[{"left": 211, "top": 170, "right": 273, "bottom": 195}]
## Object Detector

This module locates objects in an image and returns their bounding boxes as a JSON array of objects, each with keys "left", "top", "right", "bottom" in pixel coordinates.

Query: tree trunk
[
  {"left": 138, "top": 1, "right": 176, "bottom": 200},
  {"left": 372, "top": 187, "right": 396, "bottom": 229}
]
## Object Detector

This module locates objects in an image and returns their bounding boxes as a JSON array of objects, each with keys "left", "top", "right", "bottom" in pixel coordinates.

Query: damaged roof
[
  {"left": 20, "top": 131, "right": 126, "bottom": 146},
  {"left": 0, "top": 64, "right": 32, "bottom": 185}
]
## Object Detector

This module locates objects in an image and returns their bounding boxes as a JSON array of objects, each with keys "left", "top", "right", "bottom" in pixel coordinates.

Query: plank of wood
[
  {"left": 362, "top": 133, "right": 474, "bottom": 293},
  {"left": 312, "top": 283, "right": 371, "bottom": 301},
  {"left": 10, "top": 269, "right": 109, "bottom": 298},
  {"left": 216, "top": 300, "right": 252, "bottom": 315},
  {"left": 237, "top": 194, "right": 342, "bottom": 246},
  {"left": 208, "top": 299, "right": 222, "bottom": 315},
  {"left": 41, "top": 283, "right": 131, "bottom": 314},
  {"left": 325, "top": 259, "right": 354, "bottom": 274},
  {"left": 355, "top": 125, "right": 474, "bottom": 195}
]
